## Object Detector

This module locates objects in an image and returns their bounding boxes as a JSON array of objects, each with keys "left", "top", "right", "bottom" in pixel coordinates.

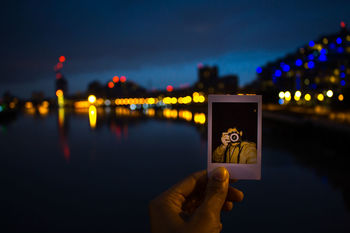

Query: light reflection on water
[{"left": 1, "top": 108, "right": 350, "bottom": 233}]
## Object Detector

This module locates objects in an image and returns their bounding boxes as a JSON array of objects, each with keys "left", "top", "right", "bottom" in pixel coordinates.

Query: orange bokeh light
[
  {"left": 166, "top": 85, "right": 173, "bottom": 92},
  {"left": 56, "top": 89, "right": 63, "bottom": 97},
  {"left": 59, "top": 56, "right": 66, "bottom": 63},
  {"left": 108, "top": 81, "right": 115, "bottom": 88},
  {"left": 120, "top": 76, "right": 126, "bottom": 83},
  {"left": 113, "top": 76, "right": 119, "bottom": 83}
]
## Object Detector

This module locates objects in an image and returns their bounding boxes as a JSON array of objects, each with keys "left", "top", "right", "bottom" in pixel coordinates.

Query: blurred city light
[
  {"left": 56, "top": 89, "right": 63, "bottom": 97},
  {"left": 88, "top": 95, "right": 96, "bottom": 104},
  {"left": 59, "top": 56, "right": 66, "bottom": 63},
  {"left": 120, "top": 76, "right": 126, "bottom": 83},
  {"left": 326, "top": 90, "right": 333, "bottom": 98},
  {"left": 304, "top": 94, "right": 311, "bottom": 101},
  {"left": 113, "top": 76, "right": 119, "bottom": 83},
  {"left": 166, "top": 85, "right": 173, "bottom": 92},
  {"left": 279, "top": 91, "right": 285, "bottom": 99},
  {"left": 338, "top": 94, "right": 344, "bottom": 101},
  {"left": 194, "top": 113, "right": 206, "bottom": 124},
  {"left": 295, "top": 59, "right": 302, "bottom": 66},
  {"left": 108, "top": 81, "right": 114, "bottom": 88},
  {"left": 317, "top": 93, "right": 324, "bottom": 101}
]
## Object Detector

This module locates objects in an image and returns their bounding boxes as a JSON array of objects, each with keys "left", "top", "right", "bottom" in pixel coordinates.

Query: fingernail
[{"left": 212, "top": 167, "right": 228, "bottom": 181}]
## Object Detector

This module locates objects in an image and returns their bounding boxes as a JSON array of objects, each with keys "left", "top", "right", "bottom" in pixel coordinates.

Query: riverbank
[{"left": 263, "top": 104, "right": 350, "bottom": 133}]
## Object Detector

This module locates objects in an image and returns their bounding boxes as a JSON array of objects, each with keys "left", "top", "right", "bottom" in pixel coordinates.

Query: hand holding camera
[
  {"left": 221, "top": 132, "right": 231, "bottom": 146},
  {"left": 221, "top": 129, "right": 241, "bottom": 147}
]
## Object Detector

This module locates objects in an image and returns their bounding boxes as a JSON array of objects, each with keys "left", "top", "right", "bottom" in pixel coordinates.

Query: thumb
[{"left": 197, "top": 167, "right": 229, "bottom": 217}]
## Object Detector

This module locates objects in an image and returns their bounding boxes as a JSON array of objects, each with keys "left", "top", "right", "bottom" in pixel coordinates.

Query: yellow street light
[{"left": 88, "top": 95, "right": 96, "bottom": 104}]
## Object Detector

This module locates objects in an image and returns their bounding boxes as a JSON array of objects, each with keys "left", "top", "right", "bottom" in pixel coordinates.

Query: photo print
[{"left": 207, "top": 95, "right": 262, "bottom": 180}]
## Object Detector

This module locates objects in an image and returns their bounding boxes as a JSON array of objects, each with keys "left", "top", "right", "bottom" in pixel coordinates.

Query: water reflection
[
  {"left": 58, "top": 107, "right": 70, "bottom": 162},
  {"left": 88, "top": 105, "right": 97, "bottom": 129},
  {"left": 263, "top": 118, "right": 350, "bottom": 211},
  {"left": 2, "top": 105, "right": 350, "bottom": 232}
]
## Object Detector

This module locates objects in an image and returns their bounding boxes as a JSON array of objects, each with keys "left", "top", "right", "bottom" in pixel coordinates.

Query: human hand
[
  {"left": 221, "top": 132, "right": 230, "bottom": 147},
  {"left": 149, "top": 167, "right": 244, "bottom": 233}
]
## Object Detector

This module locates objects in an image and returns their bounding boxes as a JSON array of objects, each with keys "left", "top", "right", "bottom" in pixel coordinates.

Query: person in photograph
[{"left": 213, "top": 127, "right": 257, "bottom": 164}]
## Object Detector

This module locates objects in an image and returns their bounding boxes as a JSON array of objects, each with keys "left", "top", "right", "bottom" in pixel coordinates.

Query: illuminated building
[
  {"left": 195, "top": 65, "right": 238, "bottom": 94},
  {"left": 253, "top": 22, "right": 350, "bottom": 107}
]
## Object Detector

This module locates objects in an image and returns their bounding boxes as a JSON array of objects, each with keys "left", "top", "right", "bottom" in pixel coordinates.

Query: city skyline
[{"left": 2, "top": 0, "right": 350, "bottom": 98}]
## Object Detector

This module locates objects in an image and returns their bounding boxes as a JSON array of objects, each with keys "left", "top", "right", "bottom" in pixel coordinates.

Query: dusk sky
[{"left": 2, "top": 0, "right": 350, "bottom": 98}]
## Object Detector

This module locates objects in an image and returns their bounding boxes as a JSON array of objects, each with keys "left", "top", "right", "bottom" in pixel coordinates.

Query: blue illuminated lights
[
  {"left": 319, "top": 54, "right": 327, "bottom": 62},
  {"left": 309, "top": 40, "right": 315, "bottom": 47},
  {"left": 308, "top": 54, "right": 314, "bottom": 60},
  {"left": 278, "top": 99, "right": 284, "bottom": 105},
  {"left": 311, "top": 84, "right": 317, "bottom": 90},
  {"left": 282, "top": 64, "right": 290, "bottom": 72},
  {"left": 340, "top": 80, "right": 346, "bottom": 86},
  {"left": 308, "top": 61, "right": 315, "bottom": 69},
  {"left": 337, "top": 47, "right": 344, "bottom": 53},
  {"left": 340, "top": 72, "right": 346, "bottom": 78},
  {"left": 296, "top": 59, "right": 303, "bottom": 66},
  {"left": 336, "top": 37, "right": 342, "bottom": 44},
  {"left": 329, "top": 43, "right": 336, "bottom": 49},
  {"left": 340, "top": 65, "right": 345, "bottom": 71},
  {"left": 275, "top": 70, "right": 282, "bottom": 77},
  {"left": 256, "top": 67, "right": 262, "bottom": 74},
  {"left": 320, "top": 48, "right": 327, "bottom": 55}
]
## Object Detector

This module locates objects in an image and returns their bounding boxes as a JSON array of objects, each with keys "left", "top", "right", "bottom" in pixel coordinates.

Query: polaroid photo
[{"left": 207, "top": 95, "right": 262, "bottom": 180}]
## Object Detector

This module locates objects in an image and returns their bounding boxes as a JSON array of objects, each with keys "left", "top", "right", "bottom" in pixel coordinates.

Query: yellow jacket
[{"left": 213, "top": 142, "right": 257, "bottom": 164}]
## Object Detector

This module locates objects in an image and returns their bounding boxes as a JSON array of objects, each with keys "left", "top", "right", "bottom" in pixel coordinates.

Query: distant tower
[
  {"left": 54, "top": 56, "right": 68, "bottom": 95},
  {"left": 196, "top": 65, "right": 218, "bottom": 90}
]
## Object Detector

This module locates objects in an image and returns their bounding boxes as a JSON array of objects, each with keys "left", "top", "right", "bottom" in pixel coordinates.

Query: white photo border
[{"left": 207, "top": 95, "right": 262, "bottom": 180}]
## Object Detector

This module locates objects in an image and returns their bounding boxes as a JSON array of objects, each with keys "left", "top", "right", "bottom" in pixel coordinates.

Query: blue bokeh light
[
  {"left": 309, "top": 40, "right": 315, "bottom": 47},
  {"left": 282, "top": 64, "right": 290, "bottom": 72},
  {"left": 337, "top": 47, "right": 344, "bottom": 53},
  {"left": 329, "top": 43, "right": 336, "bottom": 49},
  {"left": 275, "top": 70, "right": 282, "bottom": 77},
  {"left": 340, "top": 80, "right": 346, "bottom": 86},
  {"left": 340, "top": 72, "right": 346, "bottom": 78},
  {"left": 320, "top": 48, "right": 327, "bottom": 55},
  {"left": 308, "top": 61, "right": 315, "bottom": 69},
  {"left": 340, "top": 65, "right": 345, "bottom": 71},
  {"left": 278, "top": 99, "right": 284, "bottom": 105},
  {"left": 308, "top": 54, "right": 314, "bottom": 60},
  {"left": 318, "top": 54, "right": 327, "bottom": 62},
  {"left": 336, "top": 37, "right": 342, "bottom": 44},
  {"left": 256, "top": 67, "right": 262, "bottom": 74},
  {"left": 296, "top": 59, "right": 303, "bottom": 66},
  {"left": 311, "top": 84, "right": 317, "bottom": 90}
]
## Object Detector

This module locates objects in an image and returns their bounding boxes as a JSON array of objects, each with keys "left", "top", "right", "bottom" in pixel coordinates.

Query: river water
[{"left": 2, "top": 108, "right": 349, "bottom": 233}]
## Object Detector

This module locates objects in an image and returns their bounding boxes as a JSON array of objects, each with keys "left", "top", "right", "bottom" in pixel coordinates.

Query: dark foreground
[{"left": 2, "top": 110, "right": 350, "bottom": 233}]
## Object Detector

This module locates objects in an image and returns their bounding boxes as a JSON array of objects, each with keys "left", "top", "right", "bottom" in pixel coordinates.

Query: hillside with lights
[{"left": 250, "top": 22, "right": 350, "bottom": 110}]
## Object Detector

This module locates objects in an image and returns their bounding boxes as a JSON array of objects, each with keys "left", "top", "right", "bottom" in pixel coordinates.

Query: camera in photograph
[{"left": 228, "top": 132, "right": 240, "bottom": 143}]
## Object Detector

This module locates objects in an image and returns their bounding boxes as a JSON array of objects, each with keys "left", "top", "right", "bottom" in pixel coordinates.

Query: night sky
[{"left": 2, "top": 0, "right": 350, "bottom": 98}]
